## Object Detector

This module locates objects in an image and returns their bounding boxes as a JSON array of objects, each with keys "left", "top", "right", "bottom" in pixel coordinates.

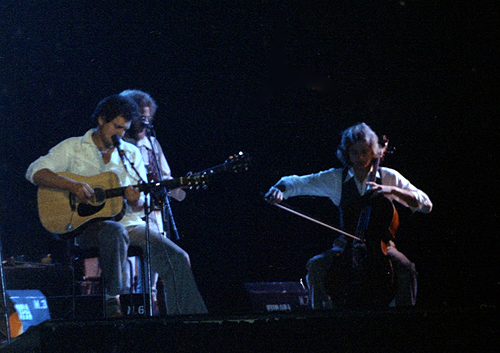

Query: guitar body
[
  {"left": 0, "top": 312, "right": 23, "bottom": 340},
  {"left": 37, "top": 172, "right": 124, "bottom": 234},
  {"left": 0, "top": 296, "right": 24, "bottom": 339}
]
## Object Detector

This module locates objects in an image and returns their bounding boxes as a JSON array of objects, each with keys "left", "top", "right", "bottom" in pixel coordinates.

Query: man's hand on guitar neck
[{"left": 124, "top": 185, "right": 143, "bottom": 212}]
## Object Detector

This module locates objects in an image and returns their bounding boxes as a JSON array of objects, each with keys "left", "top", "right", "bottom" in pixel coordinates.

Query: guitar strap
[
  {"left": 146, "top": 147, "right": 161, "bottom": 183},
  {"left": 146, "top": 137, "right": 180, "bottom": 241}
]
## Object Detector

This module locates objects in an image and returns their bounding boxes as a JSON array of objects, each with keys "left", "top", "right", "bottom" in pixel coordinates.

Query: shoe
[{"left": 105, "top": 297, "right": 123, "bottom": 318}]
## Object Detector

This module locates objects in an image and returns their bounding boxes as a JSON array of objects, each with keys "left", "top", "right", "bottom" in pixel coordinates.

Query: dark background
[{"left": 1, "top": 0, "right": 497, "bottom": 314}]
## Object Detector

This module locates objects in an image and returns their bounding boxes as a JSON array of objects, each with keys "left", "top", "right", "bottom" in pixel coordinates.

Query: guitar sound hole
[
  {"left": 77, "top": 203, "right": 106, "bottom": 217},
  {"left": 89, "top": 187, "right": 106, "bottom": 205},
  {"left": 77, "top": 187, "right": 106, "bottom": 217}
]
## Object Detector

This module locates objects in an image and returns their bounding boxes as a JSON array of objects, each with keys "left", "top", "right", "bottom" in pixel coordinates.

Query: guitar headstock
[
  {"left": 224, "top": 151, "right": 251, "bottom": 173},
  {"left": 188, "top": 152, "right": 250, "bottom": 186}
]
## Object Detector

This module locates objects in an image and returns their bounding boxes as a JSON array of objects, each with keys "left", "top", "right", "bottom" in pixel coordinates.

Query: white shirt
[
  {"left": 26, "top": 129, "right": 148, "bottom": 227},
  {"left": 136, "top": 135, "right": 172, "bottom": 180},
  {"left": 276, "top": 166, "right": 433, "bottom": 214}
]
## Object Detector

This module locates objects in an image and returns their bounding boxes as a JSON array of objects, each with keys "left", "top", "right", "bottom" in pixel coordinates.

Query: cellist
[{"left": 265, "top": 123, "right": 433, "bottom": 309}]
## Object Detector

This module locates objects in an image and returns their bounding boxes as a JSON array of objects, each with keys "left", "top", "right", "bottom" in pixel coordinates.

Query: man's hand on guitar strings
[{"left": 70, "top": 182, "right": 94, "bottom": 204}]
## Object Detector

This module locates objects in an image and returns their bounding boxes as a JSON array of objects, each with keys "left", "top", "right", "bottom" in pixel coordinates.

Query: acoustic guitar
[
  {"left": 0, "top": 298, "right": 23, "bottom": 340},
  {"left": 37, "top": 152, "right": 250, "bottom": 235}
]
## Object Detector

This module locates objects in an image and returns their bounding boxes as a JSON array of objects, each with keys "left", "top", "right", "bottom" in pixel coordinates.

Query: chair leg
[{"left": 71, "top": 257, "right": 76, "bottom": 320}]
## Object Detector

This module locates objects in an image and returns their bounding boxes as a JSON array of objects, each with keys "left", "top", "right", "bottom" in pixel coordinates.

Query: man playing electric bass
[{"left": 26, "top": 94, "right": 207, "bottom": 317}]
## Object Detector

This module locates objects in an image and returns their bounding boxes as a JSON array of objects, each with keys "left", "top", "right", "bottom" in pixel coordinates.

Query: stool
[{"left": 71, "top": 245, "right": 148, "bottom": 318}]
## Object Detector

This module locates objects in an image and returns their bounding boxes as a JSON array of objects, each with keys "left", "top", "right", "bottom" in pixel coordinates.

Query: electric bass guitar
[{"left": 37, "top": 152, "right": 250, "bottom": 235}]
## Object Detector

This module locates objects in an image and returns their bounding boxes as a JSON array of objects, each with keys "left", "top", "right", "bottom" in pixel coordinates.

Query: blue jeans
[{"left": 78, "top": 220, "right": 207, "bottom": 315}]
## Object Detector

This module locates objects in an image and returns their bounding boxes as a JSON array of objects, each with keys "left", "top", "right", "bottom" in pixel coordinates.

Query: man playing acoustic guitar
[{"left": 26, "top": 95, "right": 207, "bottom": 317}]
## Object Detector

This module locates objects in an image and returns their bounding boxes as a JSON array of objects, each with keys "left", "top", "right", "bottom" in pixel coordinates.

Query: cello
[{"left": 328, "top": 136, "right": 398, "bottom": 308}]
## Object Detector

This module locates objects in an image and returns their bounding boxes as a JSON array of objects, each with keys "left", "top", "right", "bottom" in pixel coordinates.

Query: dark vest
[{"left": 334, "top": 168, "right": 382, "bottom": 250}]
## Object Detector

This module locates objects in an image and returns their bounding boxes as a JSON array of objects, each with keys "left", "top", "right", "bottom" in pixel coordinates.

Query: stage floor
[{"left": 1, "top": 306, "right": 497, "bottom": 353}]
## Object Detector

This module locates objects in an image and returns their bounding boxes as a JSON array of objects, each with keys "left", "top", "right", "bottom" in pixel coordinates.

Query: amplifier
[
  {"left": 3, "top": 265, "right": 73, "bottom": 297},
  {"left": 46, "top": 294, "right": 150, "bottom": 320},
  {"left": 243, "top": 282, "right": 310, "bottom": 313},
  {"left": 6, "top": 289, "right": 51, "bottom": 333},
  {"left": 120, "top": 293, "right": 150, "bottom": 316}
]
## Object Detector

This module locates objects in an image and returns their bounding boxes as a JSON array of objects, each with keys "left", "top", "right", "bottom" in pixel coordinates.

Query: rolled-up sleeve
[
  {"left": 274, "top": 168, "right": 343, "bottom": 206},
  {"left": 25, "top": 139, "right": 73, "bottom": 184},
  {"left": 381, "top": 168, "right": 433, "bottom": 213}
]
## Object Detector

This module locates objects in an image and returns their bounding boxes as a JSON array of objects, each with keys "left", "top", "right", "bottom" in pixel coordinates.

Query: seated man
[{"left": 26, "top": 94, "right": 207, "bottom": 317}]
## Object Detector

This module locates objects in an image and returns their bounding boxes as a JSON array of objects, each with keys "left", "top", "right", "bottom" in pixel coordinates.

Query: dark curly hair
[{"left": 91, "top": 94, "right": 140, "bottom": 123}]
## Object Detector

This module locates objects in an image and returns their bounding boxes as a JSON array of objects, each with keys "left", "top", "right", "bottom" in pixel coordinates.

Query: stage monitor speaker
[
  {"left": 6, "top": 290, "right": 51, "bottom": 333},
  {"left": 244, "top": 281, "right": 309, "bottom": 313}
]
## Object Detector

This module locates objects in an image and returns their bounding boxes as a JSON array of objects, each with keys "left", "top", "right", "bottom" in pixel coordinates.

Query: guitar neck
[
  {"left": 104, "top": 151, "right": 249, "bottom": 200},
  {"left": 105, "top": 176, "right": 205, "bottom": 200},
  {"left": 195, "top": 161, "right": 235, "bottom": 175}
]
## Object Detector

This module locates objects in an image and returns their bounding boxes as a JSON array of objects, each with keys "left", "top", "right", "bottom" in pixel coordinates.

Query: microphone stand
[
  {"left": 142, "top": 187, "right": 154, "bottom": 317},
  {"left": 163, "top": 194, "right": 180, "bottom": 241},
  {"left": 112, "top": 135, "right": 154, "bottom": 317},
  {"left": 0, "top": 235, "right": 12, "bottom": 342},
  {"left": 146, "top": 128, "right": 180, "bottom": 241}
]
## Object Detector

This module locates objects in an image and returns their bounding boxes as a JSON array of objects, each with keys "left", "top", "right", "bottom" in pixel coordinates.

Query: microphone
[
  {"left": 111, "top": 134, "right": 145, "bottom": 183},
  {"left": 111, "top": 134, "right": 126, "bottom": 162},
  {"left": 111, "top": 134, "right": 121, "bottom": 148},
  {"left": 140, "top": 121, "right": 154, "bottom": 130}
]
